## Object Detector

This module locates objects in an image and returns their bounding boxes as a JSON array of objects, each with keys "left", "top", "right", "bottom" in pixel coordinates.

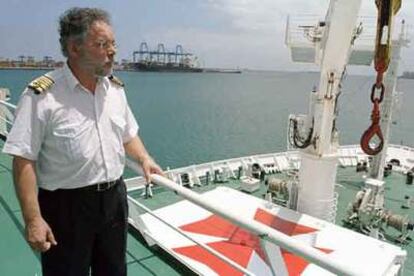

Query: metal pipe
[
  {"left": 0, "top": 116, "right": 13, "bottom": 125},
  {"left": 0, "top": 100, "right": 16, "bottom": 110},
  {"left": 126, "top": 158, "right": 364, "bottom": 276}
]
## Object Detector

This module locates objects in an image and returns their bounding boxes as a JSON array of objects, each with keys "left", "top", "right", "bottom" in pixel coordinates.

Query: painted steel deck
[
  {"left": 1, "top": 141, "right": 414, "bottom": 275},
  {"left": 136, "top": 187, "right": 405, "bottom": 275},
  {"left": 125, "top": 145, "right": 414, "bottom": 275}
]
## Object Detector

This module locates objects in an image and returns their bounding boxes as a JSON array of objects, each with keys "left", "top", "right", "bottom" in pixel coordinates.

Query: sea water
[{"left": 1, "top": 69, "right": 413, "bottom": 169}]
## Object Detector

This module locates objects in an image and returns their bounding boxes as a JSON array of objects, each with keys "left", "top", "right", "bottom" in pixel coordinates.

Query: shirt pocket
[{"left": 52, "top": 123, "right": 89, "bottom": 161}]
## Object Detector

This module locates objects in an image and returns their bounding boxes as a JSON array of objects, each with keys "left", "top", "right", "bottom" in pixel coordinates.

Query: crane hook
[{"left": 360, "top": 100, "right": 384, "bottom": 155}]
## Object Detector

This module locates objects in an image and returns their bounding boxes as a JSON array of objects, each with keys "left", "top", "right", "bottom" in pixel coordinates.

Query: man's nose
[
  {"left": 107, "top": 43, "right": 117, "bottom": 55},
  {"left": 106, "top": 43, "right": 118, "bottom": 56}
]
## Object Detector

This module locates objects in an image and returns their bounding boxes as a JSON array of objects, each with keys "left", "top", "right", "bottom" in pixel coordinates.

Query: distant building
[
  {"left": 401, "top": 71, "right": 414, "bottom": 79},
  {"left": 0, "top": 56, "right": 64, "bottom": 69}
]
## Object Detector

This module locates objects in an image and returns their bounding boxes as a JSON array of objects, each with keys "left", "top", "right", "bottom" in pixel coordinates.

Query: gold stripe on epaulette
[
  {"left": 28, "top": 75, "right": 55, "bottom": 95},
  {"left": 109, "top": 75, "right": 124, "bottom": 87}
]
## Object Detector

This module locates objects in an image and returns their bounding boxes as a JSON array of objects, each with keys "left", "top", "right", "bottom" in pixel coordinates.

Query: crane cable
[{"left": 360, "top": 0, "right": 402, "bottom": 155}]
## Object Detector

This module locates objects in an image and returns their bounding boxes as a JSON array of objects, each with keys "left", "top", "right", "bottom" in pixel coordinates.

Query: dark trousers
[{"left": 38, "top": 179, "right": 128, "bottom": 276}]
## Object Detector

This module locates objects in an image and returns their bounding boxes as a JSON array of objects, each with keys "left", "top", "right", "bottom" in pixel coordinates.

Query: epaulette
[
  {"left": 109, "top": 75, "right": 124, "bottom": 87},
  {"left": 28, "top": 75, "right": 55, "bottom": 95}
]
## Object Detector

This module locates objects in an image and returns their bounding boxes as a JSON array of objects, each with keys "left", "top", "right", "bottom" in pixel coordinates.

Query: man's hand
[
  {"left": 123, "top": 136, "right": 164, "bottom": 183},
  {"left": 12, "top": 156, "right": 57, "bottom": 252},
  {"left": 141, "top": 157, "right": 164, "bottom": 184},
  {"left": 26, "top": 216, "right": 57, "bottom": 252}
]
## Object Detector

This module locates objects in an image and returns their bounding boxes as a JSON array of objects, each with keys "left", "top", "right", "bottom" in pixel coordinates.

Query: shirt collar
[
  {"left": 63, "top": 62, "right": 110, "bottom": 93},
  {"left": 101, "top": 75, "right": 110, "bottom": 90},
  {"left": 63, "top": 62, "right": 81, "bottom": 92}
]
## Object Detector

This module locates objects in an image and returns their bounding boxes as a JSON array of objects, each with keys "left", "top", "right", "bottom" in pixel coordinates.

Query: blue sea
[{"left": 1, "top": 69, "right": 413, "bottom": 169}]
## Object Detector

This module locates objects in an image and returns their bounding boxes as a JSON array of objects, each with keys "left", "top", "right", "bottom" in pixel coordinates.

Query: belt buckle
[{"left": 96, "top": 181, "right": 114, "bottom": 192}]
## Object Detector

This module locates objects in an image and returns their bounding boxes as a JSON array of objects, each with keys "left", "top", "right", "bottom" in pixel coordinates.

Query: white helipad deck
[{"left": 136, "top": 187, "right": 405, "bottom": 276}]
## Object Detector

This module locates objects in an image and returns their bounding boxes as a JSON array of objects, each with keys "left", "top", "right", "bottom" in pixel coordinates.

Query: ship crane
[
  {"left": 133, "top": 42, "right": 194, "bottom": 66},
  {"left": 286, "top": 0, "right": 368, "bottom": 222},
  {"left": 286, "top": 0, "right": 412, "bottom": 243}
]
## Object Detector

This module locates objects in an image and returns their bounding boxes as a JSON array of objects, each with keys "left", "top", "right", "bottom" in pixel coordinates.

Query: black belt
[
  {"left": 39, "top": 178, "right": 122, "bottom": 193},
  {"left": 80, "top": 177, "right": 122, "bottom": 192}
]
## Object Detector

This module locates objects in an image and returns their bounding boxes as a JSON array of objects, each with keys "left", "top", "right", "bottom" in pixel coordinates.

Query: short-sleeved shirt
[{"left": 2, "top": 63, "right": 139, "bottom": 190}]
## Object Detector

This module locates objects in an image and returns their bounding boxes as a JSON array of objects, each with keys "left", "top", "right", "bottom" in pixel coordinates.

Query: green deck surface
[
  {"left": 336, "top": 167, "right": 414, "bottom": 274},
  {"left": 1, "top": 142, "right": 414, "bottom": 275},
  {"left": 0, "top": 150, "right": 41, "bottom": 275}
]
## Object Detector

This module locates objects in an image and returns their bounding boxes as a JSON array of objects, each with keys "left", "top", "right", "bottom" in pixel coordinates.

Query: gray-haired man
[{"left": 2, "top": 7, "right": 162, "bottom": 275}]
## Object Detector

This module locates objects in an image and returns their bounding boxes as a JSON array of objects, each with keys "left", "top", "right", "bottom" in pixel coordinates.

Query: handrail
[
  {"left": 0, "top": 100, "right": 17, "bottom": 110},
  {"left": 0, "top": 116, "right": 13, "bottom": 126},
  {"left": 126, "top": 159, "right": 364, "bottom": 276},
  {"left": 0, "top": 100, "right": 16, "bottom": 133},
  {"left": 127, "top": 196, "right": 255, "bottom": 276}
]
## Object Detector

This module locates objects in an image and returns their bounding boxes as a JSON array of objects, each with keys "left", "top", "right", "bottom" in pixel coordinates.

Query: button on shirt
[{"left": 2, "top": 64, "right": 138, "bottom": 190}]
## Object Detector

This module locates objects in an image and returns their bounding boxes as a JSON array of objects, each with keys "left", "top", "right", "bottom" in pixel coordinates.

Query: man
[{"left": 2, "top": 7, "right": 162, "bottom": 276}]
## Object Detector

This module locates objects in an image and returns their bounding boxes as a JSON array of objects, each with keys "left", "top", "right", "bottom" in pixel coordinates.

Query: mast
[{"left": 295, "top": 0, "right": 362, "bottom": 222}]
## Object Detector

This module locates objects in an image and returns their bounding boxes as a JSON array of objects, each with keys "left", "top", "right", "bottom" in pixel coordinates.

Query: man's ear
[{"left": 67, "top": 39, "right": 82, "bottom": 58}]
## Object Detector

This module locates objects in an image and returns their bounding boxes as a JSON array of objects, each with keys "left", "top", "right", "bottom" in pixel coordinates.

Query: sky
[{"left": 0, "top": 0, "right": 413, "bottom": 72}]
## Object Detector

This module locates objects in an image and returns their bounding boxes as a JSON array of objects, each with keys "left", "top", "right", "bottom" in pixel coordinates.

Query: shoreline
[
  {"left": 0, "top": 67, "right": 54, "bottom": 70},
  {"left": 0, "top": 67, "right": 243, "bottom": 74}
]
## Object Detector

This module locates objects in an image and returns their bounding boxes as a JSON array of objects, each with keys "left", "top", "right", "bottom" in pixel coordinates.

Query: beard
[
  {"left": 94, "top": 62, "right": 113, "bottom": 77},
  {"left": 79, "top": 50, "right": 113, "bottom": 77}
]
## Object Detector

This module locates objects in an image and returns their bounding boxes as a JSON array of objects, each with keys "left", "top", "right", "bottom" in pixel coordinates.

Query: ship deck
[
  {"left": 128, "top": 167, "right": 414, "bottom": 275},
  {"left": 1, "top": 141, "right": 414, "bottom": 275}
]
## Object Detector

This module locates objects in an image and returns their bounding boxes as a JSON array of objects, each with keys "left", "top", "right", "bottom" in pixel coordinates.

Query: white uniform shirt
[{"left": 2, "top": 64, "right": 139, "bottom": 190}]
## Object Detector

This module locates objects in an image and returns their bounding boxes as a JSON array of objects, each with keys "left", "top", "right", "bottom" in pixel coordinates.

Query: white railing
[
  {"left": 124, "top": 144, "right": 414, "bottom": 194},
  {"left": 126, "top": 159, "right": 365, "bottom": 276},
  {"left": 0, "top": 97, "right": 16, "bottom": 139},
  {"left": 0, "top": 99, "right": 16, "bottom": 110}
]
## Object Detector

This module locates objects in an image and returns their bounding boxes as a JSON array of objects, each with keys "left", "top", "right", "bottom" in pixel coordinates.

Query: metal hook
[
  {"left": 360, "top": 124, "right": 384, "bottom": 155},
  {"left": 360, "top": 101, "right": 384, "bottom": 155}
]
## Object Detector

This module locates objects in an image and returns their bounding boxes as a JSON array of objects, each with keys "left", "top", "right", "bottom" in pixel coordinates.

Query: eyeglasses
[{"left": 94, "top": 40, "right": 117, "bottom": 50}]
